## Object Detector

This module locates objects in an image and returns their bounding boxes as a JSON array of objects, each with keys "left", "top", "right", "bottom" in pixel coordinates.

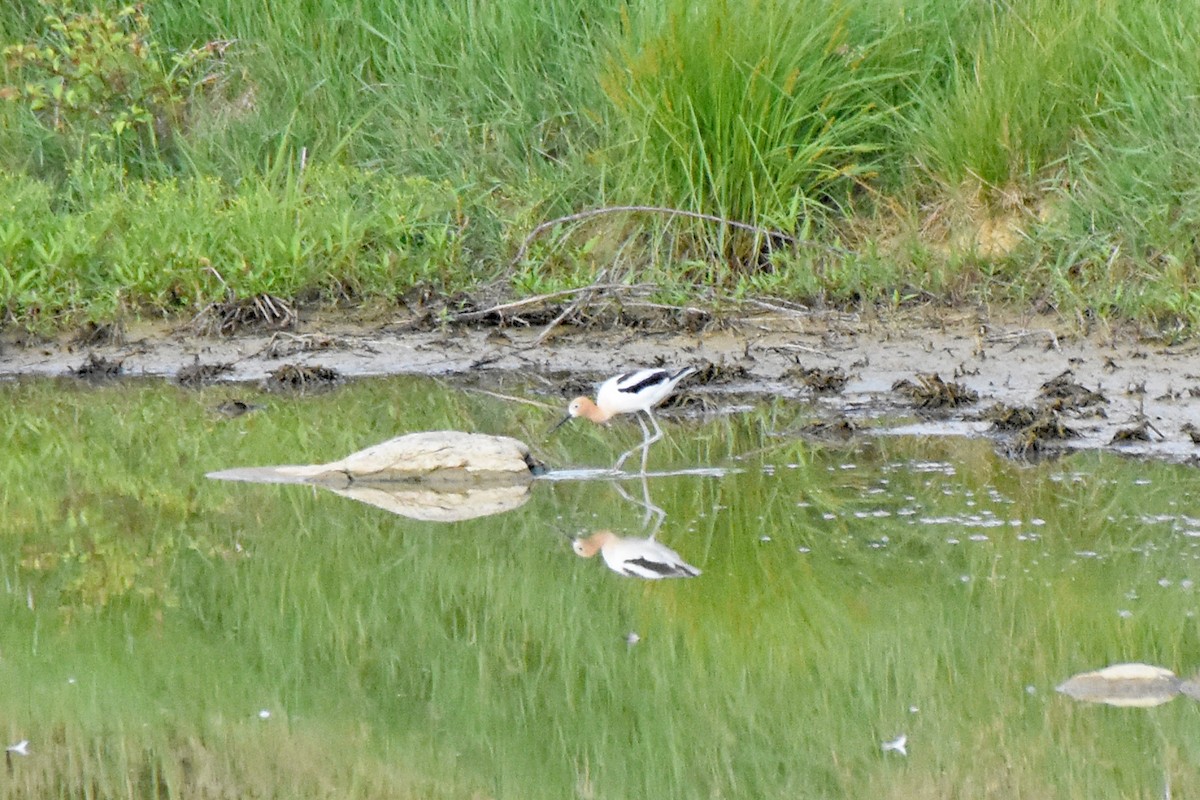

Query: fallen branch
[
  {"left": 447, "top": 283, "right": 637, "bottom": 322},
  {"left": 510, "top": 205, "right": 802, "bottom": 265}
]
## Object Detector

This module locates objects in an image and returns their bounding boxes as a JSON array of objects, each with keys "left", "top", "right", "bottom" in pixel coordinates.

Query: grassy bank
[{"left": 3, "top": 0, "right": 1200, "bottom": 333}]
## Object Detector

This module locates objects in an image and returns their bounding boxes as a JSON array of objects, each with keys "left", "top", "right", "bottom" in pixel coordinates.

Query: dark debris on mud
[
  {"left": 799, "top": 417, "right": 858, "bottom": 441},
  {"left": 1183, "top": 423, "right": 1200, "bottom": 445},
  {"left": 692, "top": 360, "right": 751, "bottom": 385},
  {"left": 1039, "top": 369, "right": 1108, "bottom": 410},
  {"left": 176, "top": 358, "right": 234, "bottom": 388},
  {"left": 71, "top": 352, "right": 123, "bottom": 380},
  {"left": 263, "top": 363, "right": 342, "bottom": 393},
  {"left": 70, "top": 321, "right": 125, "bottom": 348},
  {"left": 892, "top": 373, "right": 979, "bottom": 410},
  {"left": 982, "top": 370, "right": 1113, "bottom": 457},
  {"left": 194, "top": 293, "right": 297, "bottom": 337},
  {"left": 786, "top": 364, "right": 849, "bottom": 394},
  {"left": 1110, "top": 419, "right": 1164, "bottom": 445}
]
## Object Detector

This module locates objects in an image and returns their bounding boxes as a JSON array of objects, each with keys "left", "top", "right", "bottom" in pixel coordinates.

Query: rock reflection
[
  {"left": 1056, "top": 663, "right": 1200, "bottom": 707},
  {"left": 320, "top": 479, "right": 533, "bottom": 522}
]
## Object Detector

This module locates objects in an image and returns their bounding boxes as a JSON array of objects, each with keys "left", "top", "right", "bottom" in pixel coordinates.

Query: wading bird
[
  {"left": 572, "top": 529, "right": 700, "bottom": 579},
  {"left": 551, "top": 366, "right": 697, "bottom": 472}
]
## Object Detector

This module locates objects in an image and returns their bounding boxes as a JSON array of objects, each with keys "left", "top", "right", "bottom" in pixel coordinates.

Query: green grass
[
  {"left": 2, "top": 378, "right": 1200, "bottom": 797},
  {"left": 4, "top": 0, "right": 1200, "bottom": 331}
]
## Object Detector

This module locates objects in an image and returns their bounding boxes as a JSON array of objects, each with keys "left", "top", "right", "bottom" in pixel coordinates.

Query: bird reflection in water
[{"left": 572, "top": 529, "right": 700, "bottom": 579}]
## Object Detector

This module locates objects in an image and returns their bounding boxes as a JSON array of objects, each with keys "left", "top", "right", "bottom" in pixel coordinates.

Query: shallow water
[{"left": 1, "top": 375, "right": 1199, "bottom": 798}]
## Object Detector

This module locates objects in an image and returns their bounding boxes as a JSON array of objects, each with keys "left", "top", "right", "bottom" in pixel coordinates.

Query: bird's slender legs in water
[
  {"left": 640, "top": 412, "right": 663, "bottom": 473},
  {"left": 613, "top": 411, "right": 664, "bottom": 474},
  {"left": 613, "top": 414, "right": 647, "bottom": 471}
]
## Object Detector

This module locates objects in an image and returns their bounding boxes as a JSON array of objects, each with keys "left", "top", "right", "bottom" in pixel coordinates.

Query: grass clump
[
  {"left": 903, "top": 0, "right": 1105, "bottom": 190},
  {"left": 600, "top": 0, "right": 896, "bottom": 264},
  {"left": 0, "top": 164, "right": 462, "bottom": 326}
]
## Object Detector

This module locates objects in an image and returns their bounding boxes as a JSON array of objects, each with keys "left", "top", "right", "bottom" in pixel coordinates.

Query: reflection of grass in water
[{"left": 1, "top": 378, "right": 1200, "bottom": 796}]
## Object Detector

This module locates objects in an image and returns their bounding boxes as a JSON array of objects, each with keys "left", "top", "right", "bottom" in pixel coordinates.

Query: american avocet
[
  {"left": 572, "top": 529, "right": 701, "bottom": 579},
  {"left": 551, "top": 366, "right": 697, "bottom": 472}
]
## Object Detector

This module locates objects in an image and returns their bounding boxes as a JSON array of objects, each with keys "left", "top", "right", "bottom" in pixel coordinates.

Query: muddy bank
[{"left": 4, "top": 307, "right": 1200, "bottom": 463}]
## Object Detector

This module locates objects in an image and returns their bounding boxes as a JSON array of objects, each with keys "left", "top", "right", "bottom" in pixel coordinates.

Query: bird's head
[
  {"left": 547, "top": 396, "right": 596, "bottom": 438},
  {"left": 571, "top": 530, "right": 614, "bottom": 558}
]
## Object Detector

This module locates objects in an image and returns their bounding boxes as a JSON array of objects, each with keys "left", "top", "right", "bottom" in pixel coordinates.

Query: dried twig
[
  {"left": 741, "top": 297, "right": 815, "bottom": 318},
  {"left": 533, "top": 269, "right": 610, "bottom": 345},
  {"left": 985, "top": 328, "right": 1062, "bottom": 351}
]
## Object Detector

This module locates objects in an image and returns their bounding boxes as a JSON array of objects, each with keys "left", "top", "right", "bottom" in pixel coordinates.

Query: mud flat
[{"left": 4, "top": 306, "right": 1200, "bottom": 463}]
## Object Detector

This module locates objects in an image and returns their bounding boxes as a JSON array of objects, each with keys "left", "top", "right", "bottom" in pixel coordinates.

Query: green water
[{"left": 1, "top": 376, "right": 1199, "bottom": 799}]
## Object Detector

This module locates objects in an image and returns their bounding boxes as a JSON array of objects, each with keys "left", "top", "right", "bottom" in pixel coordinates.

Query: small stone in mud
[
  {"left": 176, "top": 359, "right": 234, "bottom": 387},
  {"left": 787, "top": 365, "right": 849, "bottom": 394},
  {"left": 215, "top": 400, "right": 264, "bottom": 418},
  {"left": 71, "top": 353, "right": 123, "bottom": 380},
  {"left": 264, "top": 363, "right": 342, "bottom": 393},
  {"left": 892, "top": 373, "right": 978, "bottom": 409},
  {"left": 1182, "top": 423, "right": 1200, "bottom": 445},
  {"left": 1040, "top": 369, "right": 1107, "bottom": 409},
  {"left": 800, "top": 417, "right": 857, "bottom": 440}
]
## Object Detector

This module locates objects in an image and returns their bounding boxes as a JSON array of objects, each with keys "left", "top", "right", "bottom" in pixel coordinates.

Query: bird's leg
[
  {"left": 613, "top": 413, "right": 653, "bottom": 472},
  {"left": 610, "top": 469, "right": 666, "bottom": 534},
  {"left": 638, "top": 410, "right": 664, "bottom": 474}
]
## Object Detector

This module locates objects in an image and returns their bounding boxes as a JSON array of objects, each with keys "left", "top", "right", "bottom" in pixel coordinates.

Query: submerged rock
[{"left": 207, "top": 431, "right": 542, "bottom": 521}]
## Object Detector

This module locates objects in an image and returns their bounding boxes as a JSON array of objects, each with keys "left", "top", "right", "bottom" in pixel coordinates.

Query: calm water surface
[{"left": 1, "top": 375, "right": 1198, "bottom": 798}]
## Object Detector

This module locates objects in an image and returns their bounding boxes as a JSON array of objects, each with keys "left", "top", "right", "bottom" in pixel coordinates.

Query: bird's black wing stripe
[
  {"left": 627, "top": 556, "right": 678, "bottom": 575},
  {"left": 617, "top": 370, "right": 669, "bottom": 395}
]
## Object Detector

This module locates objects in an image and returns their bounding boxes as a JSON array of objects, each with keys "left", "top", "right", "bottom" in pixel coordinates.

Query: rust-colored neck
[{"left": 571, "top": 397, "right": 612, "bottom": 423}]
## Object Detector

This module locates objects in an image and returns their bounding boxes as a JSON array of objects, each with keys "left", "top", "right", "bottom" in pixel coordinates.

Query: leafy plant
[{"left": 1, "top": 2, "right": 220, "bottom": 174}]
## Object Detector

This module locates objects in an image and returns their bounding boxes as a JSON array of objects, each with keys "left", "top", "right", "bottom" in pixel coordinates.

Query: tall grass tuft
[
  {"left": 904, "top": 0, "right": 1105, "bottom": 192},
  {"left": 600, "top": 0, "right": 898, "bottom": 263},
  {"left": 1044, "top": 3, "right": 1200, "bottom": 330}
]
